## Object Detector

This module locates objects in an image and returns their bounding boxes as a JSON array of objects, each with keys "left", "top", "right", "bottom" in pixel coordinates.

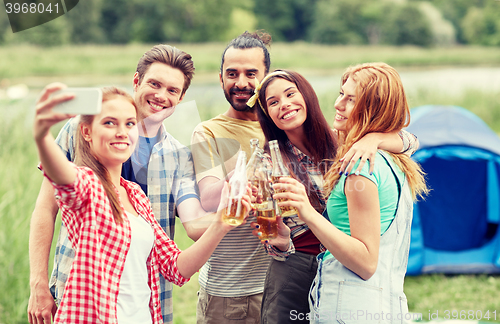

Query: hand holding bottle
[
  {"left": 221, "top": 151, "right": 249, "bottom": 226},
  {"left": 269, "top": 140, "right": 299, "bottom": 217},
  {"left": 217, "top": 180, "right": 253, "bottom": 230},
  {"left": 272, "top": 177, "right": 317, "bottom": 224},
  {"left": 251, "top": 215, "right": 290, "bottom": 249}
]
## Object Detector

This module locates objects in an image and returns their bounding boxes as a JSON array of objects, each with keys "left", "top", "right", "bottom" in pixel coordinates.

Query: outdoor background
[{"left": 1, "top": 0, "right": 500, "bottom": 323}]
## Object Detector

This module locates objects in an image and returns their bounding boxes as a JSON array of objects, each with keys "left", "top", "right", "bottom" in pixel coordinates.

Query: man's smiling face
[
  {"left": 220, "top": 47, "right": 266, "bottom": 112},
  {"left": 133, "top": 62, "right": 185, "bottom": 123}
]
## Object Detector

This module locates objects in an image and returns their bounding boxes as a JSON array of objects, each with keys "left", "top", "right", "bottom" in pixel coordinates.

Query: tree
[
  {"left": 309, "top": 0, "right": 367, "bottom": 44},
  {"left": 129, "top": 0, "right": 172, "bottom": 43},
  {"left": 481, "top": 1, "right": 500, "bottom": 46},
  {"left": 99, "top": 0, "right": 134, "bottom": 43},
  {"left": 309, "top": 0, "right": 432, "bottom": 46},
  {"left": 383, "top": 3, "right": 433, "bottom": 46},
  {"left": 0, "top": 5, "right": 10, "bottom": 44},
  {"left": 3, "top": 15, "right": 70, "bottom": 46},
  {"left": 461, "top": 3, "right": 500, "bottom": 46},
  {"left": 254, "top": 0, "right": 318, "bottom": 41},
  {"left": 174, "top": 0, "right": 235, "bottom": 42},
  {"left": 418, "top": 1, "right": 456, "bottom": 46},
  {"left": 65, "top": 0, "right": 104, "bottom": 43},
  {"left": 125, "top": 0, "right": 234, "bottom": 43},
  {"left": 429, "top": 0, "right": 485, "bottom": 43}
]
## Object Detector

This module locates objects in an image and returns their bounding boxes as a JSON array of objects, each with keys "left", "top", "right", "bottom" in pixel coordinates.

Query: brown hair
[
  {"left": 136, "top": 44, "right": 195, "bottom": 97},
  {"left": 221, "top": 30, "right": 272, "bottom": 74},
  {"left": 75, "top": 87, "right": 137, "bottom": 224},
  {"left": 256, "top": 69, "right": 337, "bottom": 211},
  {"left": 324, "top": 63, "right": 428, "bottom": 200}
]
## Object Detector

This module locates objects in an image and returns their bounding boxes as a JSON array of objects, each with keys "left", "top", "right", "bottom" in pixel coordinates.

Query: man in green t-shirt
[{"left": 190, "top": 30, "right": 274, "bottom": 324}]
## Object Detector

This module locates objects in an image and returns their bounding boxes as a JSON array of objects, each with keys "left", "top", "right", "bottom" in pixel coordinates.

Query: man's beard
[{"left": 224, "top": 86, "right": 255, "bottom": 112}]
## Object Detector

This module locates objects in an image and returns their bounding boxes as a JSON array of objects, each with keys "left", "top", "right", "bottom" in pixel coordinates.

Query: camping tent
[{"left": 405, "top": 105, "right": 500, "bottom": 275}]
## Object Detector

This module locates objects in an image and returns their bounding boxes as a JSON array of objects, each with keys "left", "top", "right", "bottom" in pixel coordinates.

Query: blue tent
[{"left": 405, "top": 105, "right": 500, "bottom": 275}]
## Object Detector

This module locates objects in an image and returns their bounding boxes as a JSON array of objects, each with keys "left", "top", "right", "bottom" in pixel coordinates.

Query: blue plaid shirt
[{"left": 48, "top": 117, "right": 199, "bottom": 324}]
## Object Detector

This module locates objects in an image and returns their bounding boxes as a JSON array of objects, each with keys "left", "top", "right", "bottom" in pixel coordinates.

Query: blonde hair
[
  {"left": 324, "top": 63, "right": 428, "bottom": 200},
  {"left": 75, "top": 87, "right": 137, "bottom": 224}
]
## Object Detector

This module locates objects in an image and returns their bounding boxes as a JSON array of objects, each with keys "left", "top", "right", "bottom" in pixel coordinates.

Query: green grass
[
  {"left": 0, "top": 99, "right": 40, "bottom": 324},
  {"left": 405, "top": 274, "right": 500, "bottom": 321},
  {"left": 172, "top": 222, "right": 199, "bottom": 324},
  {"left": 1, "top": 43, "right": 500, "bottom": 82}
]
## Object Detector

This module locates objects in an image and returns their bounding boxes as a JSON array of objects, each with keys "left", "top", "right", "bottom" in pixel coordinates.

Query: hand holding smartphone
[{"left": 52, "top": 88, "right": 102, "bottom": 115}]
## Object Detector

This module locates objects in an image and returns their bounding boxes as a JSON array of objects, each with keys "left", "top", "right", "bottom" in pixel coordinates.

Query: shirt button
[{"left": 55, "top": 195, "right": 61, "bottom": 200}]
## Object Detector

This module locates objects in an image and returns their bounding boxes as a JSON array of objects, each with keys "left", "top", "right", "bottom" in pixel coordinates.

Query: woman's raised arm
[{"left": 33, "top": 83, "right": 77, "bottom": 185}]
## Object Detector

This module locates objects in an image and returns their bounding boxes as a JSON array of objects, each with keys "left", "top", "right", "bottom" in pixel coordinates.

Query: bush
[
  {"left": 309, "top": 0, "right": 433, "bottom": 46},
  {"left": 461, "top": 5, "right": 500, "bottom": 46}
]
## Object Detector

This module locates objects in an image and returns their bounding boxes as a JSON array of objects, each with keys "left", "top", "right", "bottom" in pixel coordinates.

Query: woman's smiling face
[
  {"left": 333, "top": 76, "right": 357, "bottom": 132},
  {"left": 82, "top": 97, "right": 138, "bottom": 169},
  {"left": 265, "top": 78, "right": 307, "bottom": 134}
]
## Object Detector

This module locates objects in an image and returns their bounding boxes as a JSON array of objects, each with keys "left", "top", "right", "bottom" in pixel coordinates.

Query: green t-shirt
[
  {"left": 191, "top": 114, "right": 265, "bottom": 182},
  {"left": 323, "top": 151, "right": 404, "bottom": 260}
]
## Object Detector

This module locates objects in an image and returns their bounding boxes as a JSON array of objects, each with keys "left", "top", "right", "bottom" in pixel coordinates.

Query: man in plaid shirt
[{"left": 28, "top": 45, "right": 210, "bottom": 324}]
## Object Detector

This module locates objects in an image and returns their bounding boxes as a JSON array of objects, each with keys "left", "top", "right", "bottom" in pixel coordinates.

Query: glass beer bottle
[
  {"left": 269, "top": 140, "right": 298, "bottom": 217},
  {"left": 255, "top": 156, "right": 279, "bottom": 240},
  {"left": 246, "top": 138, "right": 263, "bottom": 190},
  {"left": 247, "top": 138, "right": 260, "bottom": 167},
  {"left": 222, "top": 151, "right": 247, "bottom": 226}
]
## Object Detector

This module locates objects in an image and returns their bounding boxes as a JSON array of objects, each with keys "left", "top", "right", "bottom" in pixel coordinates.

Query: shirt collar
[
  {"left": 286, "top": 139, "right": 310, "bottom": 163},
  {"left": 120, "top": 177, "right": 148, "bottom": 215}
]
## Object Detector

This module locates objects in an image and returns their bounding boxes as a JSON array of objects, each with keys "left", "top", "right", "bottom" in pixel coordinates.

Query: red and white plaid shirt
[{"left": 44, "top": 165, "right": 189, "bottom": 324}]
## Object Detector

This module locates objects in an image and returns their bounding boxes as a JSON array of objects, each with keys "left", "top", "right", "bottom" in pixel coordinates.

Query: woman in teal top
[
  {"left": 274, "top": 62, "right": 428, "bottom": 323},
  {"left": 327, "top": 151, "right": 405, "bottom": 236},
  {"left": 323, "top": 151, "right": 405, "bottom": 262}
]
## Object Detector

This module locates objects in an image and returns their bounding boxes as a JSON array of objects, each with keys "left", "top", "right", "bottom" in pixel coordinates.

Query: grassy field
[
  {"left": 1, "top": 43, "right": 500, "bottom": 83},
  {"left": 1, "top": 44, "right": 500, "bottom": 323}
]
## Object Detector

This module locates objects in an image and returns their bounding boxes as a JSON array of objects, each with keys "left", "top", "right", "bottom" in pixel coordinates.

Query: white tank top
[{"left": 117, "top": 211, "right": 154, "bottom": 324}]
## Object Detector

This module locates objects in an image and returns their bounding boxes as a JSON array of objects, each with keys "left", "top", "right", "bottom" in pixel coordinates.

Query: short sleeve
[
  {"left": 41, "top": 165, "right": 93, "bottom": 233},
  {"left": 399, "top": 129, "right": 418, "bottom": 156},
  {"left": 344, "top": 156, "right": 378, "bottom": 192},
  {"left": 190, "top": 123, "right": 226, "bottom": 182},
  {"left": 55, "top": 116, "right": 80, "bottom": 162},
  {"left": 173, "top": 143, "right": 200, "bottom": 208}
]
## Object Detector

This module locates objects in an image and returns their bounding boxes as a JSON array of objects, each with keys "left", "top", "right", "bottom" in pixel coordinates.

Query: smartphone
[{"left": 53, "top": 88, "right": 103, "bottom": 115}]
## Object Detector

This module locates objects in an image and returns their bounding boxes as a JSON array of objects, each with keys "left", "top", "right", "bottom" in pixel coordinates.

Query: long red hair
[{"left": 324, "top": 63, "right": 428, "bottom": 199}]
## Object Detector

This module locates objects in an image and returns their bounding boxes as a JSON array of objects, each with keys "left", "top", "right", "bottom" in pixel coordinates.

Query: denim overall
[{"left": 309, "top": 153, "right": 413, "bottom": 324}]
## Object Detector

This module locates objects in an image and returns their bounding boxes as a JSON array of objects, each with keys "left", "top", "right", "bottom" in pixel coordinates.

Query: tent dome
[{"left": 406, "top": 105, "right": 500, "bottom": 275}]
